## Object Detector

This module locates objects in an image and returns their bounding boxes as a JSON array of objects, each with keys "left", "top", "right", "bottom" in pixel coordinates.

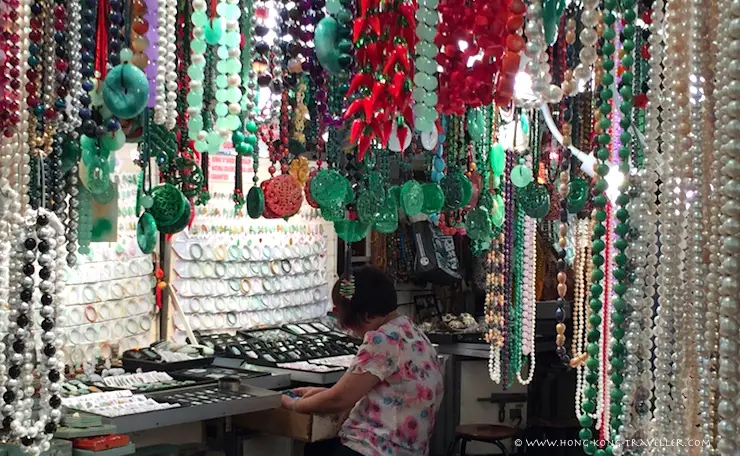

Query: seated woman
[{"left": 281, "top": 266, "right": 444, "bottom": 456}]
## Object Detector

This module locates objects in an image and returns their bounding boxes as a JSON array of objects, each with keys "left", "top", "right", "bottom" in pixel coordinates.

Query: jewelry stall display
[
  {"left": 170, "top": 227, "right": 330, "bottom": 343},
  {"left": 61, "top": 173, "right": 157, "bottom": 366}
]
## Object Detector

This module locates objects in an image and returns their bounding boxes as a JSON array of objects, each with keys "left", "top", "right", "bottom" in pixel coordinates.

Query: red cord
[{"left": 95, "top": 0, "right": 110, "bottom": 79}]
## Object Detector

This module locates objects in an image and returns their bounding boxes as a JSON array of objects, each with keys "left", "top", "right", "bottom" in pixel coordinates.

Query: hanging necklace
[
  {"left": 516, "top": 218, "right": 537, "bottom": 386},
  {"left": 486, "top": 233, "right": 505, "bottom": 383},
  {"left": 579, "top": 0, "right": 615, "bottom": 449},
  {"left": 154, "top": 0, "right": 179, "bottom": 128},
  {"left": 1, "top": 209, "right": 65, "bottom": 453},
  {"left": 604, "top": 0, "right": 639, "bottom": 449}
]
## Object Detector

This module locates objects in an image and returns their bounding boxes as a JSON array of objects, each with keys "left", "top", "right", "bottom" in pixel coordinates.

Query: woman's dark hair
[{"left": 331, "top": 266, "right": 397, "bottom": 329}]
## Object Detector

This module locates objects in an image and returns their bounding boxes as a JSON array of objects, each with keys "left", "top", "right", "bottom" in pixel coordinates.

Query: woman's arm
[{"left": 289, "top": 372, "right": 380, "bottom": 415}]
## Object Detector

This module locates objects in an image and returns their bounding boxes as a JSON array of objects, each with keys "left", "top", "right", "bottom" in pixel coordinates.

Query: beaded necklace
[
  {"left": 605, "top": 0, "right": 638, "bottom": 450},
  {"left": 578, "top": 0, "right": 615, "bottom": 449},
  {"left": 501, "top": 148, "right": 514, "bottom": 388}
]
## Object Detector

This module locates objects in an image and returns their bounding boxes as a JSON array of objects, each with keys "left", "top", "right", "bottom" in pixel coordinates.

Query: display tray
[
  {"left": 71, "top": 384, "right": 281, "bottom": 434},
  {"left": 121, "top": 356, "right": 214, "bottom": 373},
  {"left": 195, "top": 328, "right": 359, "bottom": 367},
  {"left": 214, "top": 358, "right": 346, "bottom": 385},
  {"left": 169, "top": 366, "right": 269, "bottom": 382}
]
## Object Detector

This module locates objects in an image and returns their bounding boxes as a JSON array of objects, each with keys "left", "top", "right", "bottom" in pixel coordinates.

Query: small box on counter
[{"left": 234, "top": 408, "right": 350, "bottom": 442}]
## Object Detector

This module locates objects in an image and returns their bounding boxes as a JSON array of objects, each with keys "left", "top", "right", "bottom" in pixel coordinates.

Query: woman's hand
[
  {"left": 280, "top": 394, "right": 297, "bottom": 410},
  {"left": 292, "top": 387, "right": 328, "bottom": 398}
]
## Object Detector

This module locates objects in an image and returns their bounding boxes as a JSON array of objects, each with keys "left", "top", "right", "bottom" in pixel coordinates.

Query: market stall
[{"left": 0, "top": 0, "right": 736, "bottom": 452}]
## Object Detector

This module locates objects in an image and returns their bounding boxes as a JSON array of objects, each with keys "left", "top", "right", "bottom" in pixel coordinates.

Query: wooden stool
[{"left": 446, "top": 424, "right": 519, "bottom": 456}]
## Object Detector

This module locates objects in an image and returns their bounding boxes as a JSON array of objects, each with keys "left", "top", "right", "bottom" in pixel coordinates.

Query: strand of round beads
[
  {"left": 187, "top": 0, "right": 212, "bottom": 154},
  {"left": 64, "top": 0, "right": 82, "bottom": 133},
  {"left": 508, "top": 193, "right": 524, "bottom": 386},
  {"left": 486, "top": 235, "right": 504, "bottom": 383},
  {"left": 695, "top": 0, "right": 719, "bottom": 452},
  {"left": 579, "top": 0, "right": 618, "bottom": 449},
  {"left": 14, "top": 0, "right": 30, "bottom": 212},
  {"left": 0, "top": 0, "right": 21, "bottom": 138},
  {"left": 701, "top": 1, "right": 720, "bottom": 453},
  {"left": 683, "top": 0, "right": 710, "bottom": 440},
  {"left": 574, "top": 0, "right": 599, "bottom": 90},
  {"left": 213, "top": 0, "right": 242, "bottom": 140},
  {"left": 78, "top": 0, "right": 98, "bottom": 138},
  {"left": 607, "top": 0, "right": 638, "bottom": 450},
  {"left": 573, "top": 219, "right": 590, "bottom": 418},
  {"left": 25, "top": 209, "right": 65, "bottom": 454},
  {"left": 516, "top": 220, "right": 537, "bottom": 386},
  {"left": 522, "top": 1, "right": 563, "bottom": 106},
  {"left": 2, "top": 214, "right": 37, "bottom": 438},
  {"left": 651, "top": 2, "right": 683, "bottom": 451},
  {"left": 154, "top": 0, "right": 173, "bottom": 126},
  {"left": 644, "top": 0, "right": 667, "bottom": 450},
  {"left": 714, "top": 0, "right": 740, "bottom": 449}
]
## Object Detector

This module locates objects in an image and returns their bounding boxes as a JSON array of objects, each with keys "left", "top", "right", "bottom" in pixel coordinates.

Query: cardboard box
[{"left": 234, "top": 408, "right": 350, "bottom": 442}]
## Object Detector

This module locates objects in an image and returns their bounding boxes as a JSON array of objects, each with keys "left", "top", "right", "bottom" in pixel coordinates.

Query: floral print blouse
[{"left": 339, "top": 315, "right": 444, "bottom": 456}]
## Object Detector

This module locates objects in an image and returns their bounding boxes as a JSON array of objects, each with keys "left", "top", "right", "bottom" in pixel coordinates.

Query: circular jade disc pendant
[
  {"left": 310, "top": 169, "right": 348, "bottom": 207},
  {"left": 374, "top": 197, "right": 399, "bottom": 234},
  {"left": 321, "top": 204, "right": 345, "bottom": 222},
  {"left": 159, "top": 198, "right": 192, "bottom": 234},
  {"left": 441, "top": 172, "right": 471, "bottom": 211},
  {"left": 400, "top": 180, "right": 424, "bottom": 216},
  {"left": 247, "top": 186, "right": 265, "bottom": 219},
  {"left": 334, "top": 220, "right": 370, "bottom": 243},
  {"left": 356, "top": 192, "right": 382, "bottom": 224},
  {"left": 102, "top": 64, "right": 149, "bottom": 119},
  {"left": 511, "top": 165, "right": 533, "bottom": 188},
  {"left": 421, "top": 183, "right": 444, "bottom": 214},
  {"left": 465, "top": 207, "right": 492, "bottom": 241}
]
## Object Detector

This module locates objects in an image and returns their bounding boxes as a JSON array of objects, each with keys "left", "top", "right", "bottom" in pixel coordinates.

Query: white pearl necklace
[
  {"left": 516, "top": 216, "right": 536, "bottom": 385},
  {"left": 65, "top": 0, "right": 83, "bottom": 133},
  {"left": 154, "top": 0, "right": 179, "bottom": 129},
  {"left": 573, "top": 0, "right": 599, "bottom": 91},
  {"left": 573, "top": 218, "right": 589, "bottom": 420},
  {"left": 522, "top": 2, "right": 563, "bottom": 106},
  {"left": 714, "top": 0, "right": 740, "bottom": 450}
]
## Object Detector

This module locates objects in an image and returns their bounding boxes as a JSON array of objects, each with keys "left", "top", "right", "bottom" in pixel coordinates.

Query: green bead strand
[
  {"left": 579, "top": 3, "right": 617, "bottom": 453},
  {"left": 604, "top": 0, "right": 636, "bottom": 452}
]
